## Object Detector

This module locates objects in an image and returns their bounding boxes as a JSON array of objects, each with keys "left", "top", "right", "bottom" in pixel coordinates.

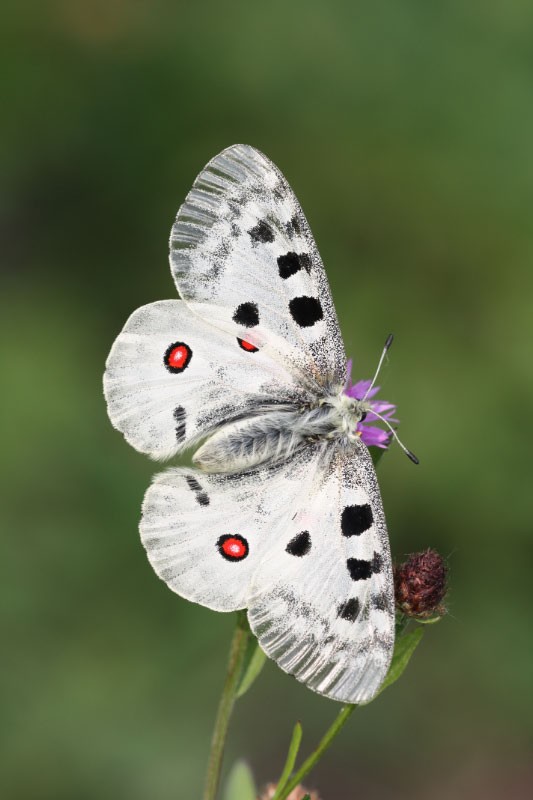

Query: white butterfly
[{"left": 104, "top": 144, "right": 407, "bottom": 704}]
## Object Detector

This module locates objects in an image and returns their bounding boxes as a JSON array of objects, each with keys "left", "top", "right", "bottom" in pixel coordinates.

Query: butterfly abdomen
[{"left": 193, "top": 401, "right": 348, "bottom": 473}]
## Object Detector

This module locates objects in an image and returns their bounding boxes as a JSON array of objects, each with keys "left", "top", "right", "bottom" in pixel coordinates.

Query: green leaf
[
  {"left": 223, "top": 760, "right": 256, "bottom": 800},
  {"left": 236, "top": 637, "right": 267, "bottom": 698},
  {"left": 302, "top": 796, "right": 311, "bottom": 800},
  {"left": 271, "top": 721, "right": 303, "bottom": 800},
  {"left": 379, "top": 627, "right": 424, "bottom": 694}
]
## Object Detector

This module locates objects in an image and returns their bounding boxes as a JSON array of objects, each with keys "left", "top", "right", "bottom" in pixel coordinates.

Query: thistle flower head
[
  {"left": 394, "top": 549, "right": 448, "bottom": 619},
  {"left": 344, "top": 358, "right": 398, "bottom": 449}
]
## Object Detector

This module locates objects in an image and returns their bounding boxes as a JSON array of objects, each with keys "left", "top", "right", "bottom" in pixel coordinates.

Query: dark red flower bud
[{"left": 393, "top": 548, "right": 447, "bottom": 619}]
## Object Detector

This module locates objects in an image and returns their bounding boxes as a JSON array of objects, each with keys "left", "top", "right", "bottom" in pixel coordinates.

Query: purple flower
[{"left": 344, "top": 358, "right": 398, "bottom": 449}]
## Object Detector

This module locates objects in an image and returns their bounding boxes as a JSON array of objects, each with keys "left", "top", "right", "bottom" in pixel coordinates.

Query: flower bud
[
  {"left": 258, "top": 783, "right": 321, "bottom": 800},
  {"left": 393, "top": 548, "right": 447, "bottom": 619}
]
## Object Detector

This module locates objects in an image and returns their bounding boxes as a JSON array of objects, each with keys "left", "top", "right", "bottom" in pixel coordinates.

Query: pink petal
[
  {"left": 345, "top": 379, "right": 376, "bottom": 399},
  {"left": 370, "top": 401, "right": 396, "bottom": 415},
  {"left": 358, "top": 424, "right": 392, "bottom": 448},
  {"left": 364, "top": 385, "right": 381, "bottom": 400}
]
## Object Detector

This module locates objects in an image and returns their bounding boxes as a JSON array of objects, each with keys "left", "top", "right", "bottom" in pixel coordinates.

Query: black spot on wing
[
  {"left": 173, "top": 406, "right": 186, "bottom": 442},
  {"left": 289, "top": 296, "right": 323, "bottom": 327},
  {"left": 337, "top": 597, "right": 361, "bottom": 622},
  {"left": 346, "top": 558, "right": 372, "bottom": 581},
  {"left": 347, "top": 552, "right": 383, "bottom": 581},
  {"left": 286, "top": 530, "right": 311, "bottom": 557},
  {"left": 341, "top": 504, "right": 373, "bottom": 537},
  {"left": 277, "top": 252, "right": 311, "bottom": 279},
  {"left": 185, "top": 473, "right": 210, "bottom": 506},
  {"left": 248, "top": 220, "right": 275, "bottom": 243},
  {"left": 185, "top": 475, "right": 202, "bottom": 492},
  {"left": 233, "top": 302, "right": 259, "bottom": 327}
]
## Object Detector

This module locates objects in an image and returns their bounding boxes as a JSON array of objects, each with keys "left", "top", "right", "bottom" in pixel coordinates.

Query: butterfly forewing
[
  {"left": 104, "top": 299, "right": 306, "bottom": 460},
  {"left": 170, "top": 144, "right": 346, "bottom": 387}
]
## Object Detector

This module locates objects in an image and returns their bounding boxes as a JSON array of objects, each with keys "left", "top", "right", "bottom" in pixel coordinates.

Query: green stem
[
  {"left": 395, "top": 612, "right": 409, "bottom": 637},
  {"left": 202, "top": 611, "right": 252, "bottom": 800},
  {"left": 271, "top": 722, "right": 303, "bottom": 800},
  {"left": 276, "top": 705, "right": 356, "bottom": 800}
]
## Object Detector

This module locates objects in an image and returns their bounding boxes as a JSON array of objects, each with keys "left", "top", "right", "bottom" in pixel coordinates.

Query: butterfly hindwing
[
  {"left": 140, "top": 455, "right": 316, "bottom": 611},
  {"left": 170, "top": 144, "right": 346, "bottom": 387},
  {"left": 247, "top": 440, "right": 394, "bottom": 704},
  {"left": 104, "top": 299, "right": 305, "bottom": 460},
  {"left": 140, "top": 441, "right": 394, "bottom": 703}
]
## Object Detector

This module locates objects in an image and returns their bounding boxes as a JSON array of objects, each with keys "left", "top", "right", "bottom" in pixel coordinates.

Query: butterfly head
[{"left": 324, "top": 392, "right": 373, "bottom": 442}]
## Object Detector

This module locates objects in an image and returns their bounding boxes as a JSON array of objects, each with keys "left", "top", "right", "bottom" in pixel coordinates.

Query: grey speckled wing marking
[{"left": 170, "top": 144, "right": 346, "bottom": 386}]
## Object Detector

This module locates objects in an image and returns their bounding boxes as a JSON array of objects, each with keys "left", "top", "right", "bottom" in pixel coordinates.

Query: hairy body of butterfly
[
  {"left": 194, "top": 393, "right": 371, "bottom": 473},
  {"left": 104, "top": 145, "right": 395, "bottom": 704}
]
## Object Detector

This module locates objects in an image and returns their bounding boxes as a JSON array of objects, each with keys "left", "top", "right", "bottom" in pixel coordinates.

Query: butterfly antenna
[
  {"left": 370, "top": 408, "right": 419, "bottom": 465},
  {"left": 361, "top": 334, "right": 394, "bottom": 403}
]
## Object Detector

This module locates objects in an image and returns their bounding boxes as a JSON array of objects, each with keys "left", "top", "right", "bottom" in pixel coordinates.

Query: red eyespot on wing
[
  {"left": 164, "top": 342, "right": 192, "bottom": 373},
  {"left": 217, "top": 534, "right": 249, "bottom": 561},
  {"left": 237, "top": 337, "right": 259, "bottom": 353}
]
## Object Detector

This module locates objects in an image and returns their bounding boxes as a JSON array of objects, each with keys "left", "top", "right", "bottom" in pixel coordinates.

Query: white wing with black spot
[
  {"left": 247, "top": 439, "right": 394, "bottom": 704},
  {"left": 170, "top": 144, "right": 346, "bottom": 387},
  {"left": 140, "top": 440, "right": 394, "bottom": 704},
  {"left": 140, "top": 453, "right": 317, "bottom": 611},
  {"left": 104, "top": 300, "right": 306, "bottom": 460}
]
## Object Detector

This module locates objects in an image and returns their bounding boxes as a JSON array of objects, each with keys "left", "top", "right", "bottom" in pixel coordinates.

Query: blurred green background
[{"left": 2, "top": 1, "right": 533, "bottom": 798}]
